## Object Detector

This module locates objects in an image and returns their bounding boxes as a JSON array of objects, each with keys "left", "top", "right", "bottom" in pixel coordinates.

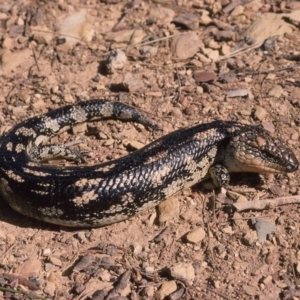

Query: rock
[
  {"left": 169, "top": 263, "right": 195, "bottom": 284},
  {"left": 145, "top": 266, "right": 154, "bottom": 273},
  {"left": 43, "top": 248, "right": 52, "bottom": 256},
  {"left": 155, "top": 281, "right": 177, "bottom": 300},
  {"left": 2, "top": 37, "right": 15, "bottom": 49},
  {"left": 263, "top": 37, "right": 276, "bottom": 51},
  {"left": 261, "top": 121, "right": 275, "bottom": 133},
  {"left": 32, "top": 100, "right": 46, "bottom": 109},
  {"left": 77, "top": 231, "right": 86, "bottom": 242},
  {"left": 44, "top": 263, "right": 54, "bottom": 272},
  {"left": 0, "top": 49, "right": 33, "bottom": 76},
  {"left": 268, "top": 85, "right": 283, "bottom": 98},
  {"left": 239, "top": 110, "right": 251, "bottom": 116},
  {"left": 72, "top": 123, "right": 87, "bottom": 134},
  {"left": 100, "top": 270, "right": 111, "bottom": 282},
  {"left": 49, "top": 256, "right": 62, "bottom": 267},
  {"left": 173, "top": 13, "right": 199, "bottom": 30},
  {"left": 265, "top": 250, "right": 278, "bottom": 265},
  {"left": 15, "top": 258, "right": 42, "bottom": 277},
  {"left": 297, "top": 262, "right": 300, "bottom": 274},
  {"left": 145, "top": 91, "right": 163, "bottom": 97},
  {"left": 132, "top": 243, "right": 143, "bottom": 255},
  {"left": 227, "top": 191, "right": 247, "bottom": 203},
  {"left": 140, "top": 45, "right": 158, "bottom": 57},
  {"left": 222, "top": 226, "right": 234, "bottom": 235},
  {"left": 123, "top": 73, "right": 145, "bottom": 92},
  {"left": 31, "top": 25, "right": 53, "bottom": 44},
  {"left": 100, "top": 0, "right": 119, "bottom": 3},
  {"left": 120, "top": 283, "right": 131, "bottom": 297},
  {"left": 104, "top": 139, "right": 114, "bottom": 146},
  {"left": 12, "top": 106, "right": 28, "bottom": 116},
  {"left": 199, "top": 11, "right": 212, "bottom": 25},
  {"left": 0, "top": 12, "right": 8, "bottom": 20},
  {"left": 221, "top": 44, "right": 231, "bottom": 55},
  {"left": 214, "top": 30, "right": 236, "bottom": 41},
  {"left": 251, "top": 218, "right": 276, "bottom": 242},
  {"left": 106, "top": 49, "right": 127, "bottom": 73},
  {"left": 197, "top": 53, "right": 211, "bottom": 63},
  {"left": 0, "top": 230, "right": 5, "bottom": 240},
  {"left": 169, "top": 107, "right": 182, "bottom": 118},
  {"left": 157, "top": 197, "right": 179, "bottom": 223},
  {"left": 73, "top": 253, "right": 95, "bottom": 272},
  {"left": 207, "top": 50, "right": 219, "bottom": 61},
  {"left": 208, "top": 40, "right": 220, "bottom": 49},
  {"left": 254, "top": 106, "right": 267, "bottom": 121},
  {"left": 262, "top": 275, "right": 273, "bottom": 285},
  {"left": 172, "top": 32, "right": 201, "bottom": 60},
  {"left": 6, "top": 233, "right": 15, "bottom": 245},
  {"left": 127, "top": 140, "right": 145, "bottom": 150},
  {"left": 244, "top": 0, "right": 263, "bottom": 11},
  {"left": 184, "top": 227, "right": 205, "bottom": 243},
  {"left": 290, "top": 87, "right": 300, "bottom": 99},
  {"left": 194, "top": 71, "right": 217, "bottom": 83},
  {"left": 148, "top": 7, "right": 175, "bottom": 24},
  {"left": 243, "top": 284, "right": 258, "bottom": 296},
  {"left": 17, "top": 91, "right": 30, "bottom": 102},
  {"left": 231, "top": 5, "right": 244, "bottom": 16},
  {"left": 242, "top": 230, "right": 257, "bottom": 246},
  {"left": 219, "top": 72, "right": 236, "bottom": 83},
  {"left": 142, "top": 286, "right": 155, "bottom": 298},
  {"left": 196, "top": 86, "right": 204, "bottom": 94},
  {"left": 106, "top": 29, "right": 145, "bottom": 44},
  {"left": 213, "top": 279, "right": 221, "bottom": 288},
  {"left": 44, "top": 281, "right": 56, "bottom": 296},
  {"left": 60, "top": 9, "right": 94, "bottom": 45},
  {"left": 227, "top": 89, "right": 250, "bottom": 98},
  {"left": 209, "top": 2, "right": 221, "bottom": 14}
]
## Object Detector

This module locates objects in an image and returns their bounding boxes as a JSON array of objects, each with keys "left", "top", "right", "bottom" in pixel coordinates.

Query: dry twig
[{"left": 233, "top": 195, "right": 300, "bottom": 212}]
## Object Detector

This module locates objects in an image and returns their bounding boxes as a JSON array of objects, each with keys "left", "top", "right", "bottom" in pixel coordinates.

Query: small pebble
[
  {"left": 297, "top": 262, "right": 300, "bottom": 274},
  {"left": 242, "top": 230, "right": 257, "bottom": 246},
  {"left": 268, "top": 85, "right": 283, "bottom": 98},
  {"left": 127, "top": 140, "right": 145, "bottom": 150},
  {"left": 184, "top": 227, "right": 205, "bottom": 244},
  {"left": 43, "top": 248, "right": 52, "bottom": 256},
  {"left": 262, "top": 275, "right": 272, "bottom": 285},
  {"left": 49, "top": 256, "right": 62, "bottom": 267},
  {"left": 145, "top": 266, "right": 154, "bottom": 273},
  {"left": 254, "top": 106, "right": 267, "bottom": 121},
  {"left": 227, "top": 89, "right": 250, "bottom": 98},
  {"left": 44, "top": 263, "right": 55, "bottom": 272},
  {"left": 173, "top": 13, "right": 199, "bottom": 30},
  {"left": 106, "top": 49, "right": 127, "bottom": 73},
  {"left": 157, "top": 197, "right": 179, "bottom": 223},
  {"left": 140, "top": 45, "right": 158, "bottom": 57},
  {"left": 194, "top": 71, "right": 217, "bottom": 83},
  {"left": 155, "top": 281, "right": 177, "bottom": 299},
  {"left": 44, "top": 281, "right": 56, "bottom": 296},
  {"left": 251, "top": 218, "right": 276, "bottom": 242},
  {"left": 77, "top": 231, "right": 86, "bottom": 242},
  {"left": 169, "top": 263, "right": 195, "bottom": 284},
  {"left": 132, "top": 243, "right": 143, "bottom": 255}
]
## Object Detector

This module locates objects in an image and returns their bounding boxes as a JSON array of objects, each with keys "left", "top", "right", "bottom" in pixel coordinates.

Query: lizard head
[{"left": 225, "top": 125, "right": 299, "bottom": 174}]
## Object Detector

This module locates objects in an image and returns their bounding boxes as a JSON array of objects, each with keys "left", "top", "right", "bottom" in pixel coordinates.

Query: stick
[{"left": 233, "top": 195, "right": 300, "bottom": 212}]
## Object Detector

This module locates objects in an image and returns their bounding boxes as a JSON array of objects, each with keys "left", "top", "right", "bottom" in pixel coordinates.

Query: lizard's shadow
[
  {"left": 0, "top": 195, "right": 64, "bottom": 231},
  {"left": 192, "top": 172, "right": 264, "bottom": 195}
]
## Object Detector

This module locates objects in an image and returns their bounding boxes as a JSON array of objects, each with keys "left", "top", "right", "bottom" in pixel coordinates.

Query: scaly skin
[{"left": 0, "top": 100, "right": 298, "bottom": 227}]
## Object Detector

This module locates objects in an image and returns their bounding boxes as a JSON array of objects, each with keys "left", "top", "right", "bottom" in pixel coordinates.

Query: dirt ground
[{"left": 0, "top": 0, "right": 300, "bottom": 299}]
